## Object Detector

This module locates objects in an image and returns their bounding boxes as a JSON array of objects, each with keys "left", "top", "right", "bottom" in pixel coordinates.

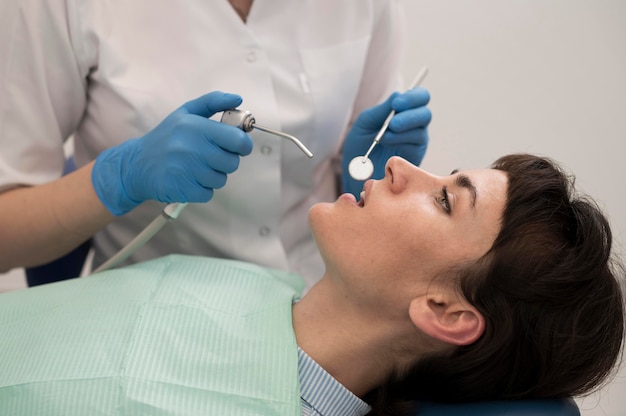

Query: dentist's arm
[
  {"left": 0, "top": 92, "right": 253, "bottom": 272},
  {"left": 0, "top": 163, "right": 114, "bottom": 272}
]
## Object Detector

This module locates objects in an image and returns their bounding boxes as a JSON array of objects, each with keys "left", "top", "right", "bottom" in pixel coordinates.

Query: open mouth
[{"left": 358, "top": 180, "right": 373, "bottom": 207}]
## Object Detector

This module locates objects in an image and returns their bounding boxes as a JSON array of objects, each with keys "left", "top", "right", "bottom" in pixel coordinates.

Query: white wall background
[
  {"left": 1, "top": 0, "right": 625, "bottom": 413},
  {"left": 399, "top": 0, "right": 626, "bottom": 414}
]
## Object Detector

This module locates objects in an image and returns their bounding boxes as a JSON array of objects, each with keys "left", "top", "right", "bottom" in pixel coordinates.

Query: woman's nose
[
  {"left": 385, "top": 156, "right": 433, "bottom": 194},
  {"left": 385, "top": 156, "right": 411, "bottom": 193}
]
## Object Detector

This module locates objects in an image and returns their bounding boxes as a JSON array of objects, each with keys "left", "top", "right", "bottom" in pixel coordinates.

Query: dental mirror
[{"left": 348, "top": 156, "right": 374, "bottom": 181}]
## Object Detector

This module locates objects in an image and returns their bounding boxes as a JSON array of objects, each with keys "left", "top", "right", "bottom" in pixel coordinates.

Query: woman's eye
[{"left": 439, "top": 186, "right": 451, "bottom": 214}]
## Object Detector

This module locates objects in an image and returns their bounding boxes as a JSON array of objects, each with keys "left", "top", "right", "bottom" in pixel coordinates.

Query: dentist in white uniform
[{"left": 0, "top": 0, "right": 431, "bottom": 288}]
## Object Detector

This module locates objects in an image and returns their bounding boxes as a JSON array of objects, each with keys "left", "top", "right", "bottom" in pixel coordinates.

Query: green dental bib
[{"left": 0, "top": 255, "right": 305, "bottom": 415}]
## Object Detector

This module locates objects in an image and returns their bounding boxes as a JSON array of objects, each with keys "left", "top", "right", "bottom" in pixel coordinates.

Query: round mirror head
[{"left": 348, "top": 156, "right": 374, "bottom": 181}]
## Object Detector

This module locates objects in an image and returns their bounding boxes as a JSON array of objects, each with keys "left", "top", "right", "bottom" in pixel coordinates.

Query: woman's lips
[
  {"left": 339, "top": 179, "right": 374, "bottom": 208},
  {"left": 359, "top": 180, "right": 374, "bottom": 207},
  {"left": 339, "top": 193, "right": 359, "bottom": 206}
]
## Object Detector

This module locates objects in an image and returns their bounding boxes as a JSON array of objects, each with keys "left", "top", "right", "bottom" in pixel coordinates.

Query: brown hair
[{"left": 367, "top": 154, "right": 625, "bottom": 415}]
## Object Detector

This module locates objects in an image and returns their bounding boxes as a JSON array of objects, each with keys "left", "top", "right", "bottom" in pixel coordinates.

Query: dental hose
[{"left": 92, "top": 202, "right": 187, "bottom": 273}]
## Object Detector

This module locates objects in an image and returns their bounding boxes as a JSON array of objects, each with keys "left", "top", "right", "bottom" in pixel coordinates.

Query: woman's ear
[{"left": 408, "top": 292, "right": 485, "bottom": 346}]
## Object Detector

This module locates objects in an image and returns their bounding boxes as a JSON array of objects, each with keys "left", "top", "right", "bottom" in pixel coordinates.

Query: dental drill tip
[{"left": 252, "top": 124, "right": 313, "bottom": 158}]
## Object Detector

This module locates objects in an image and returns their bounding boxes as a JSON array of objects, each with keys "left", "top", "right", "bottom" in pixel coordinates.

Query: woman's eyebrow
[{"left": 450, "top": 169, "right": 477, "bottom": 208}]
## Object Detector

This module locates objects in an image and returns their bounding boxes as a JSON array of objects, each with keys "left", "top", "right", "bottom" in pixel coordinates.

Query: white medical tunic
[{"left": 0, "top": 0, "right": 405, "bottom": 287}]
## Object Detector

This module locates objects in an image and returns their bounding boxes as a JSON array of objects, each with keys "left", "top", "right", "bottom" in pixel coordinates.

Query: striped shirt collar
[{"left": 298, "top": 347, "right": 371, "bottom": 416}]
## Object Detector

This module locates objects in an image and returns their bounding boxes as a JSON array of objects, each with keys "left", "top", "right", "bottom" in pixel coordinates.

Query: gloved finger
[
  {"left": 160, "top": 175, "right": 217, "bottom": 203},
  {"left": 380, "top": 128, "right": 429, "bottom": 147},
  {"left": 380, "top": 141, "right": 426, "bottom": 156},
  {"left": 189, "top": 117, "right": 254, "bottom": 156},
  {"left": 180, "top": 91, "right": 243, "bottom": 118},
  {"left": 391, "top": 87, "right": 430, "bottom": 112},
  {"left": 195, "top": 138, "right": 242, "bottom": 174},
  {"left": 192, "top": 167, "right": 229, "bottom": 191},
  {"left": 353, "top": 92, "right": 399, "bottom": 131},
  {"left": 388, "top": 106, "right": 432, "bottom": 132},
  {"left": 375, "top": 143, "right": 427, "bottom": 167}
]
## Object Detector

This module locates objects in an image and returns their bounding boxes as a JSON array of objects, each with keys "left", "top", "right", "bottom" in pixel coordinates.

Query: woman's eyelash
[{"left": 439, "top": 186, "right": 451, "bottom": 214}]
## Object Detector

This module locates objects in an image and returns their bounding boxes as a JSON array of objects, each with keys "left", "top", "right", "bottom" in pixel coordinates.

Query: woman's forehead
[{"left": 450, "top": 168, "right": 508, "bottom": 205}]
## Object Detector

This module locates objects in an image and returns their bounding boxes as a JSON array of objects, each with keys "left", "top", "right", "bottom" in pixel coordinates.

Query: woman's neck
[{"left": 292, "top": 277, "right": 425, "bottom": 398}]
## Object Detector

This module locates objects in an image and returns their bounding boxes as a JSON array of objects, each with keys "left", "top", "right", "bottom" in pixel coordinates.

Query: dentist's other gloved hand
[
  {"left": 92, "top": 91, "right": 253, "bottom": 216},
  {"left": 341, "top": 87, "right": 431, "bottom": 197}
]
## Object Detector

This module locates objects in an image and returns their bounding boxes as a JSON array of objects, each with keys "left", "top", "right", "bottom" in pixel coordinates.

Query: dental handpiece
[
  {"left": 93, "top": 109, "right": 312, "bottom": 275},
  {"left": 348, "top": 66, "right": 429, "bottom": 181},
  {"left": 220, "top": 109, "right": 313, "bottom": 158}
]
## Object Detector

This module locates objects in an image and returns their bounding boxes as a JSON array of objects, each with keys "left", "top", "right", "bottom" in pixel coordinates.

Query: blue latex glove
[
  {"left": 341, "top": 87, "right": 431, "bottom": 197},
  {"left": 92, "top": 91, "right": 253, "bottom": 216}
]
